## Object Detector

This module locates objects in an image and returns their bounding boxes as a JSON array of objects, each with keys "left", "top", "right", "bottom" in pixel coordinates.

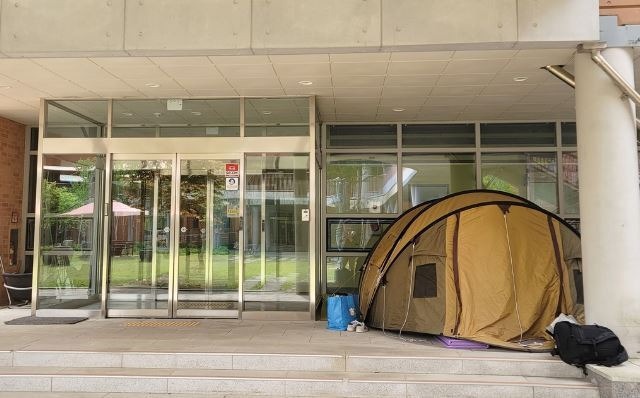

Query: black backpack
[{"left": 552, "top": 321, "right": 628, "bottom": 373}]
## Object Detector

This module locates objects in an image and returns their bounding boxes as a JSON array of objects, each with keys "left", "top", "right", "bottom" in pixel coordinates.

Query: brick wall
[
  {"left": 0, "top": 116, "right": 25, "bottom": 305},
  {"left": 601, "top": 0, "right": 640, "bottom": 25}
]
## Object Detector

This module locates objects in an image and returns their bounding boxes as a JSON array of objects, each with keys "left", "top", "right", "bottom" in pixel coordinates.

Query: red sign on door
[{"left": 225, "top": 163, "right": 239, "bottom": 177}]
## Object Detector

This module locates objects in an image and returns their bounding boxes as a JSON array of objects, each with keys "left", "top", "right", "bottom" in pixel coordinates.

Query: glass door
[
  {"left": 106, "top": 155, "right": 175, "bottom": 317},
  {"left": 243, "top": 154, "right": 310, "bottom": 315},
  {"left": 174, "top": 156, "right": 242, "bottom": 317}
]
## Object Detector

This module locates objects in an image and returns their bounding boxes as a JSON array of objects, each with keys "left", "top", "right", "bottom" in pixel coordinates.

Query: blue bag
[{"left": 327, "top": 294, "right": 358, "bottom": 331}]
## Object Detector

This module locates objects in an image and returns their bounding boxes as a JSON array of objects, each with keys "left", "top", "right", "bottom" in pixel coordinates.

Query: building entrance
[{"left": 106, "top": 154, "right": 242, "bottom": 318}]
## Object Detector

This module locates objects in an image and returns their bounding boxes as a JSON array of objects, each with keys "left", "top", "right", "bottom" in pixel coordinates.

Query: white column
[{"left": 575, "top": 47, "right": 640, "bottom": 358}]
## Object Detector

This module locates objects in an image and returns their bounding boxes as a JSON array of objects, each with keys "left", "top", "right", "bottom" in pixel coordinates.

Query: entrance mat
[
  {"left": 124, "top": 320, "right": 200, "bottom": 328},
  {"left": 5, "top": 316, "right": 87, "bottom": 325}
]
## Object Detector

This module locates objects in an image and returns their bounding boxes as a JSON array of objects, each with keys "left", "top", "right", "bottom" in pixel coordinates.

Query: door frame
[
  {"left": 173, "top": 153, "right": 244, "bottom": 319},
  {"left": 105, "top": 153, "right": 178, "bottom": 318}
]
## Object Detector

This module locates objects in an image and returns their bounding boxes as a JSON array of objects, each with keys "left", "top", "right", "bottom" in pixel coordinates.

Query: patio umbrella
[{"left": 62, "top": 201, "right": 146, "bottom": 217}]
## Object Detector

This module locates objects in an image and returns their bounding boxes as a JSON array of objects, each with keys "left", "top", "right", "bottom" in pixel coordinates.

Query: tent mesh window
[{"left": 413, "top": 263, "right": 437, "bottom": 298}]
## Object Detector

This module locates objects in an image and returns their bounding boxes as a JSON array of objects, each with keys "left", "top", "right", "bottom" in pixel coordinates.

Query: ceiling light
[
  {"left": 392, "top": 108, "right": 405, "bottom": 112},
  {"left": 262, "top": 111, "right": 272, "bottom": 115},
  {"left": 298, "top": 80, "right": 313, "bottom": 86},
  {"left": 0, "top": 85, "right": 11, "bottom": 89},
  {"left": 513, "top": 76, "right": 528, "bottom": 82},
  {"left": 153, "top": 112, "right": 162, "bottom": 117},
  {"left": 145, "top": 83, "right": 161, "bottom": 88},
  {"left": 191, "top": 111, "right": 202, "bottom": 116},
  {"left": 121, "top": 112, "right": 133, "bottom": 116}
]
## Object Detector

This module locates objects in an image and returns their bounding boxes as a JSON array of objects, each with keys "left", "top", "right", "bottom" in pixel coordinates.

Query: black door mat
[{"left": 5, "top": 316, "right": 87, "bottom": 325}]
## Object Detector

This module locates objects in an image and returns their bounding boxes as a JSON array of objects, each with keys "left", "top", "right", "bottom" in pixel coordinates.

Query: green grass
[{"left": 38, "top": 249, "right": 308, "bottom": 292}]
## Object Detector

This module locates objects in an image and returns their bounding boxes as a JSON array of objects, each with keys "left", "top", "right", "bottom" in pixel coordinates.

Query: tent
[{"left": 358, "top": 190, "right": 583, "bottom": 351}]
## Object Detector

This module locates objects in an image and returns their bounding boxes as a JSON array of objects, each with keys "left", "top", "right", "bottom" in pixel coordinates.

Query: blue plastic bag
[{"left": 327, "top": 294, "right": 358, "bottom": 330}]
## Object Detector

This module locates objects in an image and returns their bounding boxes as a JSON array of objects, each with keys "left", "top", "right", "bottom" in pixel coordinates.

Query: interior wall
[{"left": 0, "top": 116, "right": 25, "bottom": 305}]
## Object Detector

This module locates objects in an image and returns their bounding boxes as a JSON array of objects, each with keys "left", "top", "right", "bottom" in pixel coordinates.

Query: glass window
[
  {"left": 402, "top": 153, "right": 476, "bottom": 210},
  {"left": 561, "top": 122, "right": 577, "bottom": 146},
  {"left": 481, "top": 123, "right": 556, "bottom": 147},
  {"left": 327, "top": 125, "right": 396, "bottom": 148},
  {"left": 326, "top": 154, "right": 398, "bottom": 214},
  {"left": 563, "top": 152, "right": 579, "bottom": 215},
  {"left": 29, "top": 127, "right": 38, "bottom": 150},
  {"left": 27, "top": 155, "right": 37, "bottom": 213},
  {"left": 112, "top": 99, "right": 240, "bottom": 137},
  {"left": 45, "top": 100, "right": 107, "bottom": 138},
  {"left": 402, "top": 124, "right": 475, "bottom": 148},
  {"left": 244, "top": 98, "right": 309, "bottom": 137},
  {"left": 326, "top": 255, "right": 367, "bottom": 295},
  {"left": 481, "top": 152, "right": 558, "bottom": 213},
  {"left": 38, "top": 154, "right": 105, "bottom": 309},
  {"left": 25, "top": 217, "right": 35, "bottom": 251},
  {"left": 244, "top": 154, "right": 310, "bottom": 311},
  {"left": 326, "top": 219, "right": 393, "bottom": 252}
]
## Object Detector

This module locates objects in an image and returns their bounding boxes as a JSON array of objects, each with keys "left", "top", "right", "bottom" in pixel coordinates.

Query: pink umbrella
[{"left": 62, "top": 201, "right": 145, "bottom": 217}]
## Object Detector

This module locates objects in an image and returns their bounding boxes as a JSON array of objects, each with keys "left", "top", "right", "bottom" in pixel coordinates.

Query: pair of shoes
[{"left": 346, "top": 321, "right": 368, "bottom": 333}]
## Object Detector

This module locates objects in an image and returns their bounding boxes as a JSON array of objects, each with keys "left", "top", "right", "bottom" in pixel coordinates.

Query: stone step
[
  {"left": 1, "top": 350, "right": 586, "bottom": 379},
  {"left": 0, "top": 367, "right": 600, "bottom": 397}
]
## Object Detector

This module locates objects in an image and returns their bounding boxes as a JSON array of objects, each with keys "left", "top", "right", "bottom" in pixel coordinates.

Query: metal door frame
[
  {"left": 106, "top": 153, "right": 177, "bottom": 318},
  {"left": 173, "top": 153, "right": 244, "bottom": 319}
]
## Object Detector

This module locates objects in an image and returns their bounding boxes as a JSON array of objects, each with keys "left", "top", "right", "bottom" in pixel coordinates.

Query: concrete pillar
[{"left": 575, "top": 47, "right": 640, "bottom": 358}]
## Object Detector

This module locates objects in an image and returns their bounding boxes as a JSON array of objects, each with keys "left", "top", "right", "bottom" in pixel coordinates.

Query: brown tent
[{"left": 358, "top": 190, "right": 583, "bottom": 351}]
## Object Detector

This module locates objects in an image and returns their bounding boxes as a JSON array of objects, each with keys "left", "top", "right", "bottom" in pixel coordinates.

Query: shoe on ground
[
  {"left": 355, "top": 324, "right": 368, "bottom": 333},
  {"left": 346, "top": 323, "right": 356, "bottom": 332}
]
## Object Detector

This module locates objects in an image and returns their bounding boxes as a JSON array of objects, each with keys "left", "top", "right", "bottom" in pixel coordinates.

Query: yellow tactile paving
[{"left": 124, "top": 320, "right": 200, "bottom": 328}]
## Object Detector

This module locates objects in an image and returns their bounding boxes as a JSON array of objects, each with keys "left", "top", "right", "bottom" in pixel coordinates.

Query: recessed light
[
  {"left": 191, "top": 111, "right": 202, "bottom": 116},
  {"left": 121, "top": 112, "right": 133, "bottom": 116},
  {"left": 513, "top": 76, "right": 528, "bottom": 82},
  {"left": 392, "top": 108, "right": 405, "bottom": 112},
  {"left": 153, "top": 112, "right": 162, "bottom": 117},
  {"left": 298, "top": 80, "right": 313, "bottom": 86},
  {"left": 0, "top": 85, "right": 11, "bottom": 89},
  {"left": 145, "top": 83, "right": 161, "bottom": 88},
  {"left": 262, "top": 111, "right": 272, "bottom": 115}
]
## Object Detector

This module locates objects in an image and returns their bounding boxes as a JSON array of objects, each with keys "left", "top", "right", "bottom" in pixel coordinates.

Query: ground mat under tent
[{"left": 5, "top": 316, "right": 87, "bottom": 325}]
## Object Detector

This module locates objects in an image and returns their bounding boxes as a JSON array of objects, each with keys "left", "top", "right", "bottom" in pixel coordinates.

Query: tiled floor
[{"left": 0, "top": 308, "right": 535, "bottom": 359}]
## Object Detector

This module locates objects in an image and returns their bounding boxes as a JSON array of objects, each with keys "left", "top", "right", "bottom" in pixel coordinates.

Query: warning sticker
[{"left": 225, "top": 163, "right": 239, "bottom": 177}]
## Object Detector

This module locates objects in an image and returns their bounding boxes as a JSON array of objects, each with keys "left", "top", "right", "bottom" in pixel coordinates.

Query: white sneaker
[
  {"left": 355, "top": 323, "right": 368, "bottom": 333},
  {"left": 346, "top": 323, "right": 356, "bottom": 332}
]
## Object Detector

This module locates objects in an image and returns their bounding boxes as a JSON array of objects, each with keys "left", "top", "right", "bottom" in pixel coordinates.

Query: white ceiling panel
[
  {"left": 430, "top": 85, "right": 484, "bottom": 96},
  {"left": 332, "top": 75, "right": 385, "bottom": 87},
  {"left": 216, "top": 63, "right": 276, "bottom": 79},
  {"left": 0, "top": 49, "right": 582, "bottom": 125},
  {"left": 331, "top": 62, "right": 388, "bottom": 76},
  {"left": 444, "top": 59, "right": 509, "bottom": 74},
  {"left": 436, "top": 74, "right": 495, "bottom": 86},
  {"left": 272, "top": 63, "right": 331, "bottom": 77},
  {"left": 333, "top": 87, "right": 382, "bottom": 97},
  {"left": 387, "top": 60, "right": 448, "bottom": 75}
]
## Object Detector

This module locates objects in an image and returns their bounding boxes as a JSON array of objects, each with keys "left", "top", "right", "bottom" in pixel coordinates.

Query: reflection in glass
[
  {"left": 402, "top": 153, "right": 475, "bottom": 210},
  {"left": 244, "top": 98, "right": 309, "bottom": 137},
  {"left": 38, "top": 154, "right": 104, "bottom": 309},
  {"left": 561, "top": 122, "right": 577, "bottom": 146},
  {"left": 563, "top": 152, "right": 579, "bottom": 215},
  {"left": 481, "top": 152, "right": 558, "bottom": 213},
  {"left": 327, "top": 125, "right": 396, "bottom": 148},
  {"left": 326, "top": 219, "right": 392, "bottom": 252},
  {"left": 112, "top": 99, "right": 240, "bottom": 137},
  {"left": 177, "top": 159, "right": 240, "bottom": 313},
  {"left": 107, "top": 159, "right": 173, "bottom": 310},
  {"left": 481, "top": 123, "right": 556, "bottom": 147},
  {"left": 45, "top": 101, "right": 107, "bottom": 138},
  {"left": 326, "top": 154, "right": 398, "bottom": 214},
  {"left": 326, "top": 255, "right": 367, "bottom": 295},
  {"left": 244, "top": 154, "right": 310, "bottom": 311},
  {"left": 402, "top": 124, "right": 475, "bottom": 148}
]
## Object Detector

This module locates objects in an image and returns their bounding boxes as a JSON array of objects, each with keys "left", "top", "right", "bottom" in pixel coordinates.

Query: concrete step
[
  {"left": 1, "top": 350, "right": 586, "bottom": 379},
  {"left": 0, "top": 367, "right": 600, "bottom": 397}
]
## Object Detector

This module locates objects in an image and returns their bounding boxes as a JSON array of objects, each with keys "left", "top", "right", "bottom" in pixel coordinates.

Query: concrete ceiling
[{"left": 0, "top": 48, "right": 580, "bottom": 126}]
